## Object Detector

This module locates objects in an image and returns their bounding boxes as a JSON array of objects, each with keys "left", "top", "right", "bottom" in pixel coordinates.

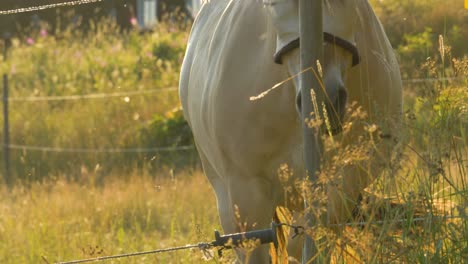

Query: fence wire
[
  {"left": 2, "top": 76, "right": 464, "bottom": 153},
  {"left": 6, "top": 143, "right": 194, "bottom": 153},
  {"left": 0, "top": 0, "right": 104, "bottom": 15},
  {"left": 8, "top": 87, "right": 178, "bottom": 102},
  {"left": 330, "top": 214, "right": 464, "bottom": 227},
  {"left": 5, "top": 77, "right": 464, "bottom": 103},
  {"left": 3, "top": 86, "right": 184, "bottom": 154},
  {"left": 402, "top": 76, "right": 465, "bottom": 84},
  {"left": 54, "top": 215, "right": 466, "bottom": 264},
  {"left": 56, "top": 243, "right": 206, "bottom": 264}
]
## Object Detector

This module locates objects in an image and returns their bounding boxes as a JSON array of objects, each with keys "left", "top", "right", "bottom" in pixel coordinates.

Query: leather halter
[{"left": 274, "top": 32, "right": 360, "bottom": 66}]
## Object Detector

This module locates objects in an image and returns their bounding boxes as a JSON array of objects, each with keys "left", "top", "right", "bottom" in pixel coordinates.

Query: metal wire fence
[
  {"left": 7, "top": 143, "right": 194, "bottom": 153},
  {"left": 0, "top": 0, "right": 104, "bottom": 15},
  {"left": 2, "top": 84, "right": 191, "bottom": 154},
  {"left": 2, "top": 76, "right": 464, "bottom": 155},
  {"left": 8, "top": 87, "right": 178, "bottom": 102}
]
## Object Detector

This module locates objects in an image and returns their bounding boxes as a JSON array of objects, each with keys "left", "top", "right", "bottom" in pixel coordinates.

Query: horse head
[{"left": 265, "top": 0, "right": 359, "bottom": 134}]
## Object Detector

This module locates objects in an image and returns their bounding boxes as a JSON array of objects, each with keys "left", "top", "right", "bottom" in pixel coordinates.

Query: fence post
[
  {"left": 299, "top": 0, "right": 327, "bottom": 263},
  {"left": 3, "top": 74, "right": 10, "bottom": 186},
  {"left": 2, "top": 36, "right": 11, "bottom": 187}
]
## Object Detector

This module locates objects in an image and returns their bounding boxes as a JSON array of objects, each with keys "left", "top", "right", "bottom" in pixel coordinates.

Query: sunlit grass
[
  {"left": 0, "top": 170, "right": 222, "bottom": 264},
  {"left": 270, "top": 38, "right": 466, "bottom": 263}
]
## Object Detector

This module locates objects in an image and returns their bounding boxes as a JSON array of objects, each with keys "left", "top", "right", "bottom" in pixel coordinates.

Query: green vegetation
[
  {"left": 370, "top": 0, "right": 467, "bottom": 78},
  {"left": 0, "top": 19, "right": 196, "bottom": 182},
  {"left": 0, "top": 1, "right": 466, "bottom": 263}
]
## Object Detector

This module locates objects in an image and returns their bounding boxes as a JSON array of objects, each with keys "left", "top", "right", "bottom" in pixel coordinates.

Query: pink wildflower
[
  {"left": 130, "top": 17, "right": 138, "bottom": 26},
  {"left": 40, "top": 29, "right": 48, "bottom": 37},
  {"left": 26, "top": 38, "right": 35, "bottom": 45}
]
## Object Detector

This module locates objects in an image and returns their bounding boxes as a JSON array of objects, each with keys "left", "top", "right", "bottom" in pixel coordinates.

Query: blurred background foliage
[
  {"left": 0, "top": 0, "right": 466, "bottom": 182},
  {"left": 0, "top": 10, "right": 197, "bottom": 182},
  {"left": 0, "top": 0, "right": 191, "bottom": 34},
  {"left": 369, "top": 0, "right": 467, "bottom": 78}
]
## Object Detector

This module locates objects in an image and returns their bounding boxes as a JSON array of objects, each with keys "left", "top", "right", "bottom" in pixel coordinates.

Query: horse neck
[
  {"left": 359, "top": 1, "right": 396, "bottom": 57},
  {"left": 346, "top": 0, "right": 403, "bottom": 119}
]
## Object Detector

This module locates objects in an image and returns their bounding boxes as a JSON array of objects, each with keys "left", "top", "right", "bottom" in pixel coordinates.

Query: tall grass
[
  {"left": 0, "top": 19, "right": 197, "bottom": 182},
  {"left": 0, "top": 170, "right": 224, "bottom": 264},
  {"left": 301, "top": 38, "right": 467, "bottom": 263}
]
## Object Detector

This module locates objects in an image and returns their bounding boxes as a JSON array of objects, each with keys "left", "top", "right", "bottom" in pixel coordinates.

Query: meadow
[
  {"left": 0, "top": 170, "right": 224, "bottom": 263},
  {"left": 0, "top": 1, "right": 467, "bottom": 263}
]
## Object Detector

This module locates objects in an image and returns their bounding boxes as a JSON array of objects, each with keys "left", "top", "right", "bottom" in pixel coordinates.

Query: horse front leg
[{"left": 218, "top": 175, "right": 277, "bottom": 263}]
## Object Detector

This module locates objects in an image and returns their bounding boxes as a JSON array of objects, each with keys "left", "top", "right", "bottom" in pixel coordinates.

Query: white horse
[{"left": 179, "top": 0, "right": 402, "bottom": 262}]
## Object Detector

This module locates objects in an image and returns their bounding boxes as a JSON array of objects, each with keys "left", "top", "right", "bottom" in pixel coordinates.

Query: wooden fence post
[
  {"left": 3, "top": 74, "right": 10, "bottom": 186},
  {"left": 3, "top": 36, "right": 11, "bottom": 187}
]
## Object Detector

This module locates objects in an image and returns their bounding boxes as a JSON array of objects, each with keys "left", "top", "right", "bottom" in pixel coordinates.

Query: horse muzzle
[{"left": 296, "top": 85, "right": 347, "bottom": 136}]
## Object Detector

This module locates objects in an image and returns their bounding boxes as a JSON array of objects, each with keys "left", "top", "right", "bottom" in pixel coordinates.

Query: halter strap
[
  {"left": 274, "top": 32, "right": 360, "bottom": 67},
  {"left": 323, "top": 32, "right": 360, "bottom": 66}
]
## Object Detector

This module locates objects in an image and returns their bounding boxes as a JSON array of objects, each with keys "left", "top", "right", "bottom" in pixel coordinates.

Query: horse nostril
[
  {"left": 333, "top": 88, "right": 348, "bottom": 119},
  {"left": 296, "top": 93, "right": 302, "bottom": 113},
  {"left": 296, "top": 88, "right": 347, "bottom": 121}
]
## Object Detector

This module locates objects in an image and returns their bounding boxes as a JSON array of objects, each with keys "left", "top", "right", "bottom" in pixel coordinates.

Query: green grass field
[
  {"left": 0, "top": 3, "right": 466, "bottom": 263},
  {"left": 0, "top": 171, "right": 226, "bottom": 263}
]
